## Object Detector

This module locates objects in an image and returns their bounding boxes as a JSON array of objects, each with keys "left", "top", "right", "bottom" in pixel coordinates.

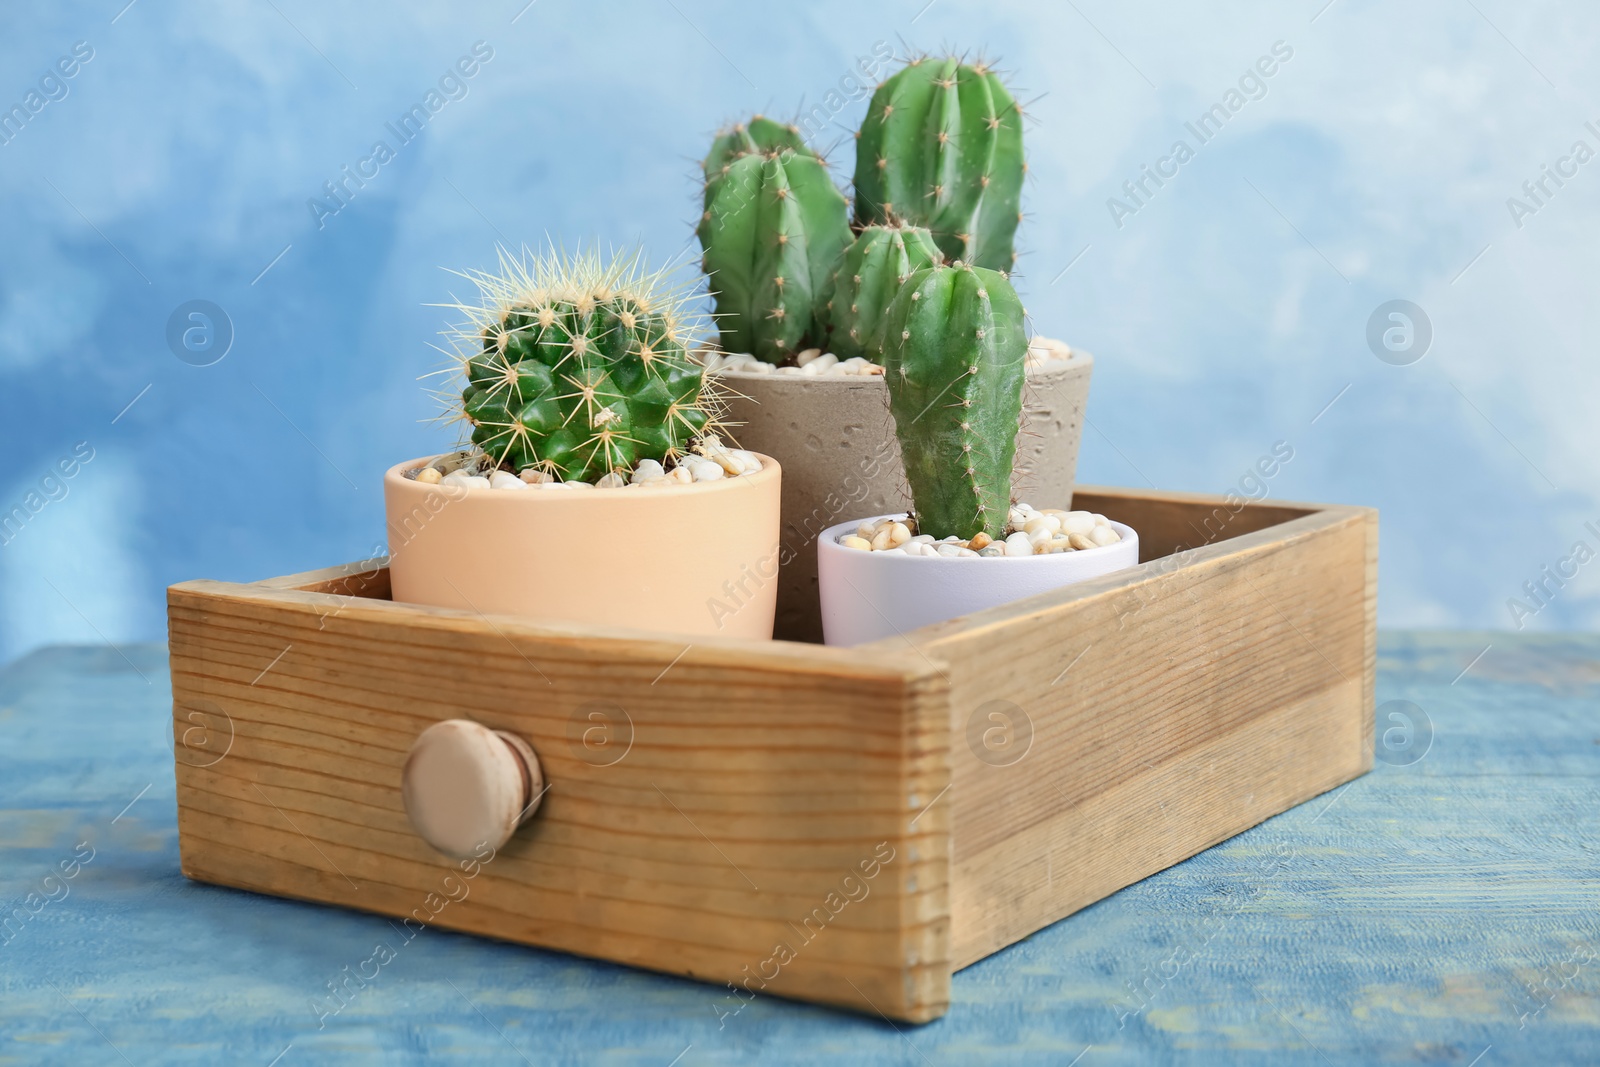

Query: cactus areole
[
  {"left": 447, "top": 249, "right": 722, "bottom": 483},
  {"left": 698, "top": 145, "right": 852, "bottom": 364},
  {"left": 701, "top": 115, "right": 815, "bottom": 206},
  {"left": 879, "top": 262, "right": 1028, "bottom": 542},
  {"left": 823, "top": 222, "right": 944, "bottom": 360},
  {"left": 853, "top": 56, "right": 1025, "bottom": 273}
]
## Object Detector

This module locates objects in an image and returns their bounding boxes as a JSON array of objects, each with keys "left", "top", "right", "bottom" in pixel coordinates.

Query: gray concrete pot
[{"left": 715, "top": 337, "right": 1093, "bottom": 643}]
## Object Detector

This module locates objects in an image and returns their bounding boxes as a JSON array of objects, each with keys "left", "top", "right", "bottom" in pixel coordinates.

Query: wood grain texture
[
  {"left": 891, "top": 489, "right": 1377, "bottom": 968},
  {"left": 162, "top": 485, "right": 1374, "bottom": 1024},
  {"left": 167, "top": 580, "right": 953, "bottom": 1022},
  {"left": 6, "top": 633, "right": 1594, "bottom": 1065}
]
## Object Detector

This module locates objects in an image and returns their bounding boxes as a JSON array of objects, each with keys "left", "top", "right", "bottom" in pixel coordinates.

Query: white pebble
[
  {"left": 519, "top": 468, "right": 555, "bottom": 485},
  {"left": 690, "top": 461, "right": 724, "bottom": 481},
  {"left": 870, "top": 527, "right": 894, "bottom": 551},
  {"left": 1090, "top": 525, "right": 1121, "bottom": 547},
  {"left": 979, "top": 544, "right": 1006, "bottom": 557},
  {"left": 1024, "top": 515, "right": 1061, "bottom": 536},
  {"left": 1005, "top": 532, "right": 1034, "bottom": 556},
  {"left": 442, "top": 471, "right": 491, "bottom": 490},
  {"left": 414, "top": 467, "right": 442, "bottom": 485},
  {"left": 700, "top": 445, "right": 743, "bottom": 476},
  {"left": 631, "top": 459, "right": 665, "bottom": 484},
  {"left": 1063, "top": 512, "right": 1096, "bottom": 536},
  {"left": 910, "top": 534, "right": 935, "bottom": 545},
  {"left": 887, "top": 522, "right": 911, "bottom": 547},
  {"left": 796, "top": 348, "right": 823, "bottom": 366},
  {"left": 488, "top": 470, "right": 526, "bottom": 491},
  {"left": 840, "top": 535, "right": 871, "bottom": 551},
  {"left": 595, "top": 472, "right": 628, "bottom": 489},
  {"left": 668, "top": 466, "right": 694, "bottom": 484}
]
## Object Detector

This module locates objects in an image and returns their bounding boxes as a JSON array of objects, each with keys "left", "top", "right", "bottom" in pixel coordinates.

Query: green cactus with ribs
[
  {"left": 448, "top": 248, "right": 722, "bottom": 481},
  {"left": 697, "top": 125, "right": 851, "bottom": 364},
  {"left": 879, "top": 262, "right": 1028, "bottom": 541},
  {"left": 702, "top": 115, "right": 816, "bottom": 205},
  {"left": 853, "top": 56, "right": 1025, "bottom": 273},
  {"left": 697, "top": 56, "right": 1025, "bottom": 361},
  {"left": 822, "top": 221, "right": 944, "bottom": 360}
]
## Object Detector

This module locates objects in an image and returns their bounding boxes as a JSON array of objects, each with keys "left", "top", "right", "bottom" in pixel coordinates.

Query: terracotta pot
[
  {"left": 383, "top": 455, "right": 782, "bottom": 639},
  {"left": 716, "top": 338, "right": 1093, "bottom": 643},
  {"left": 817, "top": 513, "right": 1138, "bottom": 647}
]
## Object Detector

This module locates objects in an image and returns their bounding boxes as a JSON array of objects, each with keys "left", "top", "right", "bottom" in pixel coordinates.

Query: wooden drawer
[{"left": 166, "top": 486, "right": 1375, "bottom": 1023}]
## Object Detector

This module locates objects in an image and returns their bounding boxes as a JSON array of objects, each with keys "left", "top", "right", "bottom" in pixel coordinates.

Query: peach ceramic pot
[
  {"left": 817, "top": 513, "right": 1139, "bottom": 647},
  {"left": 384, "top": 455, "right": 782, "bottom": 639}
]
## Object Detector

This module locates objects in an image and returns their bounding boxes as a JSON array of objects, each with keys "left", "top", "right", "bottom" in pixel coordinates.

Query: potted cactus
[
  {"left": 383, "top": 247, "right": 782, "bottom": 639},
  {"left": 815, "top": 262, "right": 1136, "bottom": 647},
  {"left": 694, "top": 53, "right": 1093, "bottom": 644}
]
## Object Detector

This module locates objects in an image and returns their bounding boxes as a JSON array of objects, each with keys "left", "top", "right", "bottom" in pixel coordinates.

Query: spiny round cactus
[
  {"left": 440, "top": 248, "right": 724, "bottom": 482},
  {"left": 702, "top": 115, "right": 815, "bottom": 206},
  {"left": 879, "top": 261, "right": 1028, "bottom": 541},
  {"left": 698, "top": 146, "right": 851, "bottom": 363},
  {"left": 822, "top": 221, "right": 943, "bottom": 360},
  {"left": 853, "top": 56, "right": 1025, "bottom": 272}
]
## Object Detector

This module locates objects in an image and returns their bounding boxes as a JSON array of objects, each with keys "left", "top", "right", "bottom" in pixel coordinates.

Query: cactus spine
[
  {"left": 822, "top": 222, "right": 943, "bottom": 360},
  {"left": 879, "top": 262, "right": 1027, "bottom": 540},
  {"left": 698, "top": 146, "right": 851, "bottom": 364},
  {"left": 853, "top": 57, "right": 1025, "bottom": 272},
  {"left": 702, "top": 115, "right": 814, "bottom": 205},
  {"left": 445, "top": 248, "right": 721, "bottom": 482}
]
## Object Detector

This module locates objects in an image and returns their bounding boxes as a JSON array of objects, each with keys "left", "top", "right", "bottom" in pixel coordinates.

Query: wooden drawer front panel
[{"left": 168, "top": 582, "right": 953, "bottom": 1022}]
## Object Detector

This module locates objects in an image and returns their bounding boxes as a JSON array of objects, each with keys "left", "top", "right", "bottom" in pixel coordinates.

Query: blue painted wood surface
[{"left": 2, "top": 633, "right": 1597, "bottom": 1065}]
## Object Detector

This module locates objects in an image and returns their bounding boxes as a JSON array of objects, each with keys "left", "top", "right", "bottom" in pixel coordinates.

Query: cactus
[
  {"left": 443, "top": 248, "right": 723, "bottom": 482},
  {"left": 702, "top": 115, "right": 814, "bottom": 205},
  {"left": 879, "top": 262, "right": 1028, "bottom": 541},
  {"left": 698, "top": 146, "right": 851, "bottom": 363},
  {"left": 821, "top": 222, "right": 943, "bottom": 360},
  {"left": 852, "top": 56, "right": 1025, "bottom": 272}
]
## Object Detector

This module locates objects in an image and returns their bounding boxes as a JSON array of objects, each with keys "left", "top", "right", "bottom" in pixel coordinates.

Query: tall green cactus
[
  {"left": 702, "top": 115, "right": 814, "bottom": 205},
  {"left": 445, "top": 248, "right": 721, "bottom": 482},
  {"left": 822, "top": 222, "right": 943, "bottom": 360},
  {"left": 698, "top": 146, "right": 851, "bottom": 363},
  {"left": 853, "top": 56, "right": 1025, "bottom": 272},
  {"left": 879, "top": 262, "right": 1028, "bottom": 540}
]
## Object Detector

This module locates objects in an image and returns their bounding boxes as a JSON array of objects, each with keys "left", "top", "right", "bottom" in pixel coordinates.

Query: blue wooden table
[{"left": 2, "top": 632, "right": 1597, "bottom": 1065}]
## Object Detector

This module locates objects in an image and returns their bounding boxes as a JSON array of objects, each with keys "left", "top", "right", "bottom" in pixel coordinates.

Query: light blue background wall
[{"left": 2, "top": 0, "right": 1595, "bottom": 665}]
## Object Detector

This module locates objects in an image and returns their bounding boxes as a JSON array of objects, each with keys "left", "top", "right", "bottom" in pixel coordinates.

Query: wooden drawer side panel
[
  {"left": 168, "top": 585, "right": 953, "bottom": 1022},
  {"left": 924, "top": 503, "right": 1376, "bottom": 967}
]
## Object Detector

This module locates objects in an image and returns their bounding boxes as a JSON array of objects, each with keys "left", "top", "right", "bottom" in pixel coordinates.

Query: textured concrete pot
[
  {"left": 716, "top": 338, "right": 1092, "bottom": 643},
  {"left": 384, "top": 454, "right": 782, "bottom": 639},
  {"left": 817, "top": 514, "right": 1138, "bottom": 647}
]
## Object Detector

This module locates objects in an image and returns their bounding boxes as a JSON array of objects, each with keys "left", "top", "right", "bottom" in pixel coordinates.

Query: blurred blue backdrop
[{"left": 2, "top": 0, "right": 1596, "bottom": 664}]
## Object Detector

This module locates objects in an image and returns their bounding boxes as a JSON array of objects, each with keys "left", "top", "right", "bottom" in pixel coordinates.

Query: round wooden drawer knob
[{"left": 401, "top": 720, "right": 543, "bottom": 859}]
